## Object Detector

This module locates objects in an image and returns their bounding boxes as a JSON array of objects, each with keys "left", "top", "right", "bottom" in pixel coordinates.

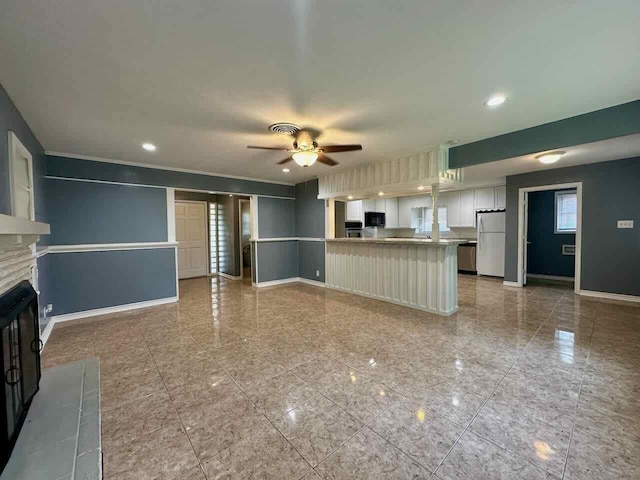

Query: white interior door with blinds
[{"left": 175, "top": 201, "right": 208, "bottom": 279}]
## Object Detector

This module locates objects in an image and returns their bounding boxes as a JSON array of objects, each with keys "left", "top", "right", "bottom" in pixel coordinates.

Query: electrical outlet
[
  {"left": 316, "top": 270, "right": 320, "bottom": 277},
  {"left": 617, "top": 220, "right": 634, "bottom": 229},
  {"left": 45, "top": 304, "right": 53, "bottom": 313}
]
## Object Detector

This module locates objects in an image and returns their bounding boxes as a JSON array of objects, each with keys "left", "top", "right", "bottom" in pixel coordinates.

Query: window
[
  {"left": 555, "top": 190, "right": 577, "bottom": 233},
  {"left": 410, "top": 206, "right": 450, "bottom": 233}
]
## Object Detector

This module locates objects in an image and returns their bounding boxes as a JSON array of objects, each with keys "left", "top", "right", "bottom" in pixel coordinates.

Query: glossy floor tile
[{"left": 41, "top": 275, "right": 640, "bottom": 479}]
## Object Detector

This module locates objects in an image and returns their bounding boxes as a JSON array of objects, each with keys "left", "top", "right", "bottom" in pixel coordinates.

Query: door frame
[
  {"left": 174, "top": 200, "right": 210, "bottom": 278},
  {"left": 238, "top": 199, "right": 251, "bottom": 279},
  {"left": 517, "top": 182, "right": 582, "bottom": 293}
]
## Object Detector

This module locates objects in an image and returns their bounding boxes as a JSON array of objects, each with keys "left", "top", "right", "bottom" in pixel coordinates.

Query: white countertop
[{"left": 327, "top": 237, "right": 465, "bottom": 246}]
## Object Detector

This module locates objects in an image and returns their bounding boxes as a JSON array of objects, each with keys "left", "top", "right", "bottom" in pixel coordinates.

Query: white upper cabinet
[
  {"left": 398, "top": 195, "right": 431, "bottom": 227},
  {"left": 475, "top": 187, "right": 496, "bottom": 210},
  {"left": 346, "top": 200, "right": 363, "bottom": 222},
  {"left": 460, "top": 190, "right": 476, "bottom": 226},
  {"left": 495, "top": 186, "right": 506, "bottom": 209},
  {"left": 446, "top": 190, "right": 476, "bottom": 227},
  {"left": 384, "top": 198, "right": 399, "bottom": 228},
  {"left": 363, "top": 199, "right": 377, "bottom": 213}
]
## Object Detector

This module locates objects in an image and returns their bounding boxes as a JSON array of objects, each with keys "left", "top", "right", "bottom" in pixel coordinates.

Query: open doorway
[
  {"left": 518, "top": 182, "right": 582, "bottom": 293},
  {"left": 239, "top": 199, "right": 251, "bottom": 280}
]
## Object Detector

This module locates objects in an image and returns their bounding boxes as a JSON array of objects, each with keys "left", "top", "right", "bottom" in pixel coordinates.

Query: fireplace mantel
[{"left": 0, "top": 213, "right": 50, "bottom": 250}]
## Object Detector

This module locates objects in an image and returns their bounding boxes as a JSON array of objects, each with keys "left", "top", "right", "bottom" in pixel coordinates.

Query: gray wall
[
  {"left": 46, "top": 179, "right": 168, "bottom": 244},
  {"left": 47, "top": 154, "right": 295, "bottom": 198},
  {"left": 505, "top": 157, "right": 640, "bottom": 296},
  {"left": 49, "top": 248, "right": 176, "bottom": 315},
  {"left": 295, "top": 179, "right": 326, "bottom": 282},
  {"left": 298, "top": 241, "right": 325, "bottom": 282},
  {"left": 256, "top": 241, "right": 298, "bottom": 282},
  {"left": 526, "top": 190, "right": 576, "bottom": 278},
  {"left": 295, "top": 179, "right": 325, "bottom": 238},
  {"left": 258, "top": 197, "right": 296, "bottom": 238}
]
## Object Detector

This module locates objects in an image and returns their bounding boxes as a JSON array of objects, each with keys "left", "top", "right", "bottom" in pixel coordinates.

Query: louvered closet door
[{"left": 175, "top": 202, "right": 208, "bottom": 279}]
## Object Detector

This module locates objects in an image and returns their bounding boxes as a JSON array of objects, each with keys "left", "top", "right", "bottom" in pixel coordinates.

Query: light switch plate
[
  {"left": 617, "top": 220, "right": 634, "bottom": 229},
  {"left": 316, "top": 270, "right": 320, "bottom": 277}
]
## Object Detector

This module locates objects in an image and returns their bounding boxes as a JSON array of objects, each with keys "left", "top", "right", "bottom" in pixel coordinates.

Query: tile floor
[{"left": 41, "top": 275, "right": 640, "bottom": 479}]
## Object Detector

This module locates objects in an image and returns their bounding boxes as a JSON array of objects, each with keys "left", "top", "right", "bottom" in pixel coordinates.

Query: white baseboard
[
  {"left": 297, "top": 277, "right": 326, "bottom": 288},
  {"left": 502, "top": 281, "right": 521, "bottom": 287},
  {"left": 40, "top": 318, "right": 56, "bottom": 347},
  {"left": 255, "top": 277, "right": 326, "bottom": 289},
  {"left": 579, "top": 290, "right": 640, "bottom": 304},
  {"left": 218, "top": 272, "right": 242, "bottom": 281},
  {"left": 527, "top": 274, "right": 574, "bottom": 281},
  {"left": 50, "top": 296, "right": 178, "bottom": 324}
]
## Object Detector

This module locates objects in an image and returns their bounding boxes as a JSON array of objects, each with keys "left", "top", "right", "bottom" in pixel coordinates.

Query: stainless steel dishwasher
[{"left": 458, "top": 243, "right": 477, "bottom": 273}]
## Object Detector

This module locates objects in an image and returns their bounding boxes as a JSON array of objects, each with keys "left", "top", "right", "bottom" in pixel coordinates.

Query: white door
[{"left": 175, "top": 202, "right": 208, "bottom": 279}]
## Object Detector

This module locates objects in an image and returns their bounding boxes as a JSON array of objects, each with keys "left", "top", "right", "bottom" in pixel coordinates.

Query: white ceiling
[{"left": 1, "top": 0, "right": 640, "bottom": 185}]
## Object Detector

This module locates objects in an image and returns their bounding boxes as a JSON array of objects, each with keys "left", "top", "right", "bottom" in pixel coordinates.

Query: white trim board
[
  {"left": 218, "top": 272, "right": 242, "bottom": 280},
  {"left": 254, "top": 277, "right": 326, "bottom": 288},
  {"left": 517, "top": 182, "right": 582, "bottom": 294},
  {"left": 251, "top": 237, "right": 326, "bottom": 242},
  {"left": 527, "top": 274, "right": 574, "bottom": 282},
  {"left": 579, "top": 290, "right": 640, "bottom": 304},
  {"left": 48, "top": 242, "right": 178, "bottom": 253},
  {"left": 45, "top": 175, "right": 295, "bottom": 199},
  {"left": 46, "top": 151, "right": 295, "bottom": 186},
  {"left": 49, "top": 296, "right": 178, "bottom": 325},
  {"left": 502, "top": 281, "right": 520, "bottom": 287},
  {"left": 40, "top": 319, "right": 56, "bottom": 347}
]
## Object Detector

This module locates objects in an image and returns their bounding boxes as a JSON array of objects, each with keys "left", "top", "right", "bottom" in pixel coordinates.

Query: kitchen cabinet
[
  {"left": 362, "top": 199, "right": 377, "bottom": 213},
  {"left": 475, "top": 187, "right": 496, "bottom": 210},
  {"left": 346, "top": 200, "right": 363, "bottom": 221},
  {"left": 495, "top": 186, "right": 506, "bottom": 209},
  {"left": 384, "top": 198, "right": 398, "bottom": 228},
  {"left": 446, "top": 190, "right": 476, "bottom": 228},
  {"left": 375, "top": 199, "right": 386, "bottom": 211}
]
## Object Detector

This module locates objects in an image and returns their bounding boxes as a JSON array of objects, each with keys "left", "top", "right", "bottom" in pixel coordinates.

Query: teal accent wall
[{"left": 450, "top": 100, "right": 640, "bottom": 168}]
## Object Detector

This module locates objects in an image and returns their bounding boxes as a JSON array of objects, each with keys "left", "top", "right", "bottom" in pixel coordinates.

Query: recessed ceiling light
[
  {"left": 142, "top": 142, "right": 156, "bottom": 151},
  {"left": 417, "top": 186, "right": 425, "bottom": 191},
  {"left": 229, "top": 194, "right": 233, "bottom": 197},
  {"left": 483, "top": 95, "right": 506, "bottom": 108},
  {"left": 536, "top": 151, "right": 565, "bottom": 164},
  {"left": 282, "top": 168, "right": 290, "bottom": 173},
  {"left": 378, "top": 191, "right": 384, "bottom": 196},
  {"left": 347, "top": 195, "right": 354, "bottom": 200}
]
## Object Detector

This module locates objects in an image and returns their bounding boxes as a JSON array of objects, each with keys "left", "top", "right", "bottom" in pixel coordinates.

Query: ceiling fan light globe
[{"left": 293, "top": 151, "right": 318, "bottom": 167}]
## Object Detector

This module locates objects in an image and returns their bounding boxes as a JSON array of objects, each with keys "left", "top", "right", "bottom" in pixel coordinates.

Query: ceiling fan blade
[
  {"left": 247, "top": 145, "right": 290, "bottom": 151},
  {"left": 277, "top": 157, "right": 294, "bottom": 165},
  {"left": 319, "top": 144, "right": 362, "bottom": 153},
  {"left": 317, "top": 154, "right": 338, "bottom": 166}
]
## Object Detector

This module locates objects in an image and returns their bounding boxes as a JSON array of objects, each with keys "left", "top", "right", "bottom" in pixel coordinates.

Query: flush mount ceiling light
[
  {"left": 292, "top": 151, "right": 318, "bottom": 167},
  {"left": 142, "top": 142, "right": 156, "bottom": 151},
  {"left": 378, "top": 191, "right": 384, "bottom": 196},
  {"left": 347, "top": 195, "right": 354, "bottom": 200},
  {"left": 282, "top": 168, "right": 290, "bottom": 173},
  {"left": 536, "top": 151, "right": 565, "bottom": 164},
  {"left": 483, "top": 95, "right": 507, "bottom": 108},
  {"left": 417, "top": 186, "right": 425, "bottom": 191}
]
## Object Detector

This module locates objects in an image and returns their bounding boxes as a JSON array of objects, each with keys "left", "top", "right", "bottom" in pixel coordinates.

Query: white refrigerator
[{"left": 476, "top": 211, "right": 505, "bottom": 277}]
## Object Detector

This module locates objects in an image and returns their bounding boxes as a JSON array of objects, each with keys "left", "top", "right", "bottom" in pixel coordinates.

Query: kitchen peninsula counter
[{"left": 325, "top": 237, "right": 460, "bottom": 315}]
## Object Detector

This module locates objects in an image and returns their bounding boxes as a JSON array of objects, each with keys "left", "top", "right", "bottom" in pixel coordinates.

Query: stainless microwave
[{"left": 364, "top": 211, "right": 386, "bottom": 228}]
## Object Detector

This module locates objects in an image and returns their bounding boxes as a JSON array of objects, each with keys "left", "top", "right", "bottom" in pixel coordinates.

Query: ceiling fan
[{"left": 247, "top": 128, "right": 362, "bottom": 168}]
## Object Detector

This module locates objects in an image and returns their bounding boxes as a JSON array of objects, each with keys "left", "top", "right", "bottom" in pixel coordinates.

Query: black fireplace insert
[{"left": 0, "top": 281, "right": 41, "bottom": 473}]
